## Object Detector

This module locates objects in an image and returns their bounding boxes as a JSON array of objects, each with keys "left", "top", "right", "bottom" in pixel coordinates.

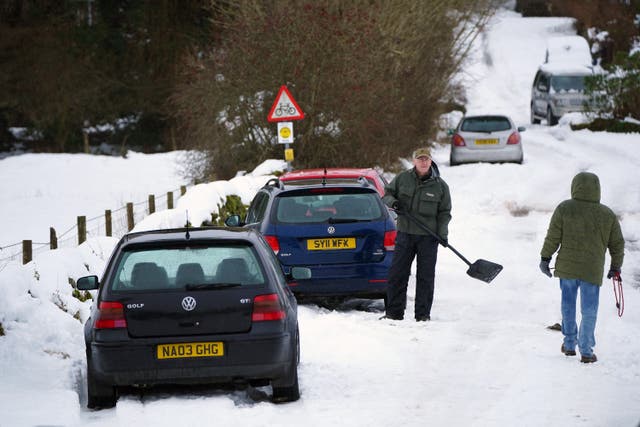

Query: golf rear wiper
[{"left": 185, "top": 282, "right": 242, "bottom": 290}]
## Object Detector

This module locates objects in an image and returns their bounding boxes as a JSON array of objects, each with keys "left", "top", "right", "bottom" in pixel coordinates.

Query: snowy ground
[{"left": 1, "top": 6, "right": 640, "bottom": 427}]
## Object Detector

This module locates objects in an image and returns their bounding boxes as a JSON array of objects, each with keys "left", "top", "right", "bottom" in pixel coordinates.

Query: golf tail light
[
  {"left": 95, "top": 301, "right": 127, "bottom": 329},
  {"left": 452, "top": 133, "right": 466, "bottom": 146},
  {"left": 252, "top": 294, "right": 286, "bottom": 321},
  {"left": 384, "top": 230, "right": 397, "bottom": 251},
  {"left": 264, "top": 235, "right": 280, "bottom": 255},
  {"left": 507, "top": 132, "right": 521, "bottom": 145}
]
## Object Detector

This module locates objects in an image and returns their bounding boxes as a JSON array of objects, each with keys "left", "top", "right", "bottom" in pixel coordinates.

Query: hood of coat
[{"left": 571, "top": 172, "right": 600, "bottom": 203}]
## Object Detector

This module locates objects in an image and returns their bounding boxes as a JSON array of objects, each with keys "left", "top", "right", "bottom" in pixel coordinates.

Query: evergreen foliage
[
  {"left": 0, "top": 0, "right": 214, "bottom": 153},
  {"left": 585, "top": 53, "right": 640, "bottom": 122},
  {"left": 208, "top": 195, "right": 248, "bottom": 226}
]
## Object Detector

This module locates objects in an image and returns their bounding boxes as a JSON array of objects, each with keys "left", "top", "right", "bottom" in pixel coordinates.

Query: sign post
[{"left": 267, "top": 85, "right": 304, "bottom": 171}]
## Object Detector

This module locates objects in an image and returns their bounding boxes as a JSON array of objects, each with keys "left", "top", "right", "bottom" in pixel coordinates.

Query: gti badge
[
  {"left": 182, "top": 296, "right": 197, "bottom": 311},
  {"left": 327, "top": 226, "right": 336, "bottom": 235}
]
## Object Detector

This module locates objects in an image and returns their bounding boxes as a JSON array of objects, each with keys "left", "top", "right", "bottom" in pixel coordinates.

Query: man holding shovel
[
  {"left": 381, "top": 147, "right": 452, "bottom": 321},
  {"left": 539, "top": 172, "right": 624, "bottom": 363}
]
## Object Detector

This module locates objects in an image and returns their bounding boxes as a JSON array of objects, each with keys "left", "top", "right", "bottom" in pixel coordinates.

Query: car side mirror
[
  {"left": 77, "top": 275, "right": 99, "bottom": 290},
  {"left": 224, "top": 214, "right": 243, "bottom": 227},
  {"left": 517, "top": 126, "right": 526, "bottom": 132}
]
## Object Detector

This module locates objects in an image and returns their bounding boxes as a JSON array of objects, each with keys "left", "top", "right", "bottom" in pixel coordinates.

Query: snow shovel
[{"left": 397, "top": 211, "right": 503, "bottom": 283}]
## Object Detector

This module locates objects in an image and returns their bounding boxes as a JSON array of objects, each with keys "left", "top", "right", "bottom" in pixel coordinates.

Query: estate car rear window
[
  {"left": 275, "top": 191, "right": 383, "bottom": 224},
  {"left": 460, "top": 116, "right": 511, "bottom": 132},
  {"left": 109, "top": 243, "right": 265, "bottom": 292}
]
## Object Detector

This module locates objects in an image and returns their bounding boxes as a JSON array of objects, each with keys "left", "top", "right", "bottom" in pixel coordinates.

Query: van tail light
[
  {"left": 384, "top": 230, "right": 397, "bottom": 251},
  {"left": 252, "top": 294, "right": 286, "bottom": 321},
  {"left": 94, "top": 301, "right": 127, "bottom": 329},
  {"left": 452, "top": 133, "right": 466, "bottom": 147},
  {"left": 264, "top": 235, "right": 280, "bottom": 255},
  {"left": 507, "top": 132, "right": 521, "bottom": 145}
]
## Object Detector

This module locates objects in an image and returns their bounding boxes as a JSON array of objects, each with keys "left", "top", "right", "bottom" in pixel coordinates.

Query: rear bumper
[
  {"left": 552, "top": 105, "right": 586, "bottom": 117},
  {"left": 88, "top": 331, "right": 293, "bottom": 386},
  {"left": 450, "top": 145, "right": 523, "bottom": 164},
  {"left": 286, "top": 261, "right": 390, "bottom": 298}
]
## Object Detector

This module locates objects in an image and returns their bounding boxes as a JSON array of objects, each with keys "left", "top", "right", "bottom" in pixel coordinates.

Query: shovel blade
[{"left": 466, "top": 259, "right": 503, "bottom": 283}]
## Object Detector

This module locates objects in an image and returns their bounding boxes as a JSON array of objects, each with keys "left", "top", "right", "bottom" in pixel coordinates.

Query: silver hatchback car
[{"left": 449, "top": 114, "right": 524, "bottom": 166}]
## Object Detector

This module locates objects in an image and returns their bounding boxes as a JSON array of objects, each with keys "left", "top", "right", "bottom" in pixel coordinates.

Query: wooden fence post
[
  {"left": 22, "top": 240, "right": 32, "bottom": 265},
  {"left": 50, "top": 227, "right": 57, "bottom": 250},
  {"left": 105, "top": 210, "right": 112, "bottom": 237},
  {"left": 78, "top": 216, "right": 86, "bottom": 245},
  {"left": 127, "top": 202, "right": 134, "bottom": 231},
  {"left": 167, "top": 191, "right": 174, "bottom": 209},
  {"left": 180, "top": 185, "right": 187, "bottom": 196},
  {"left": 148, "top": 194, "right": 155, "bottom": 214}
]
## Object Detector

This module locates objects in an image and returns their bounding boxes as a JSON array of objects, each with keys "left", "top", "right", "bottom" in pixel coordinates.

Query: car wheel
[
  {"left": 546, "top": 107, "right": 558, "bottom": 126},
  {"left": 530, "top": 104, "right": 540, "bottom": 124},
  {"left": 87, "top": 356, "right": 117, "bottom": 409},
  {"left": 449, "top": 156, "right": 458, "bottom": 167},
  {"left": 272, "top": 328, "right": 300, "bottom": 403}
]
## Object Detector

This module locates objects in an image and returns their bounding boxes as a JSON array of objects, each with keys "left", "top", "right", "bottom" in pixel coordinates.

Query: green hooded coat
[{"left": 541, "top": 172, "right": 624, "bottom": 286}]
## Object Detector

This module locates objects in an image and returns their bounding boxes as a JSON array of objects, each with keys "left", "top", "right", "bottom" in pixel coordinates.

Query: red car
[{"left": 279, "top": 168, "right": 388, "bottom": 197}]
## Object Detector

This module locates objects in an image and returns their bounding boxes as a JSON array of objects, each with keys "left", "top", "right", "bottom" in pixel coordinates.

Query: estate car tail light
[
  {"left": 94, "top": 301, "right": 127, "bottom": 329},
  {"left": 252, "top": 294, "right": 286, "bottom": 321},
  {"left": 264, "top": 235, "right": 280, "bottom": 255},
  {"left": 452, "top": 133, "right": 466, "bottom": 147},
  {"left": 384, "top": 230, "right": 397, "bottom": 251},
  {"left": 507, "top": 132, "right": 521, "bottom": 145}
]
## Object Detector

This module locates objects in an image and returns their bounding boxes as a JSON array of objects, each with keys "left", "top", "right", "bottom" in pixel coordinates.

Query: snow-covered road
[{"left": 1, "top": 5, "right": 639, "bottom": 427}]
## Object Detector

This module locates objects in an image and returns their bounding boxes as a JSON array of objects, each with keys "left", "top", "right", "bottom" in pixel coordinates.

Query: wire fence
[{"left": 0, "top": 185, "right": 188, "bottom": 272}]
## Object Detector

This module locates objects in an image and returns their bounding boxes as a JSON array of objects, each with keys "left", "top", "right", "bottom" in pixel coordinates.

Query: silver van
[{"left": 530, "top": 63, "right": 593, "bottom": 125}]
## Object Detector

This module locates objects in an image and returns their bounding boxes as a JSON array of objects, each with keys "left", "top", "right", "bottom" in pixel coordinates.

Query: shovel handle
[{"left": 396, "top": 210, "right": 473, "bottom": 266}]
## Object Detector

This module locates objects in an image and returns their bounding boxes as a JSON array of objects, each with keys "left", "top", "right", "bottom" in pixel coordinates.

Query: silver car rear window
[{"left": 461, "top": 117, "right": 511, "bottom": 132}]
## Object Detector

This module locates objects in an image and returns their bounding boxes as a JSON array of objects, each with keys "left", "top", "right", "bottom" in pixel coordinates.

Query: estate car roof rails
[
  {"left": 264, "top": 177, "right": 284, "bottom": 190},
  {"left": 357, "top": 176, "right": 372, "bottom": 188}
]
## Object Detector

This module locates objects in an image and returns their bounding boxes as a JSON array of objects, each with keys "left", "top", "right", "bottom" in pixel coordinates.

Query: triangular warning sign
[{"left": 267, "top": 85, "right": 305, "bottom": 122}]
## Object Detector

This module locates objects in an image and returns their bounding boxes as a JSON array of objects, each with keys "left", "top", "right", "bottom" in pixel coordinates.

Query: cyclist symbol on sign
[{"left": 275, "top": 102, "right": 296, "bottom": 117}]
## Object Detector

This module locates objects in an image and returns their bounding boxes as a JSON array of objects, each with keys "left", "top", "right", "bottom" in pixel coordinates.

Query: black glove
[
  {"left": 539, "top": 258, "right": 552, "bottom": 278},
  {"left": 440, "top": 238, "right": 448, "bottom": 248},
  {"left": 607, "top": 267, "right": 621, "bottom": 279}
]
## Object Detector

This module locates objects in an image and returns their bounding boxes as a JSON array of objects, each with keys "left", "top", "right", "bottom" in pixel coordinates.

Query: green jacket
[
  {"left": 383, "top": 162, "right": 452, "bottom": 240},
  {"left": 541, "top": 172, "right": 625, "bottom": 286}
]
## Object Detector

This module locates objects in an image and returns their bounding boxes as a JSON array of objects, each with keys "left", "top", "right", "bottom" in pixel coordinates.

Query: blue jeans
[{"left": 560, "top": 279, "right": 600, "bottom": 357}]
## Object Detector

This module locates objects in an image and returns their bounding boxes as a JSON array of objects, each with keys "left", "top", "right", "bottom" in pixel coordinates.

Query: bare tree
[{"left": 172, "top": 0, "right": 498, "bottom": 179}]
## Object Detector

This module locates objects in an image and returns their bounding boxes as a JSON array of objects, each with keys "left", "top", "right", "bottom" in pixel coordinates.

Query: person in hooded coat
[{"left": 540, "top": 172, "right": 624, "bottom": 363}]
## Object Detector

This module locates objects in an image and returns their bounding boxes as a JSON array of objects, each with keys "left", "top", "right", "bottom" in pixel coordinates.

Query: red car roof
[{"left": 280, "top": 168, "right": 386, "bottom": 195}]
